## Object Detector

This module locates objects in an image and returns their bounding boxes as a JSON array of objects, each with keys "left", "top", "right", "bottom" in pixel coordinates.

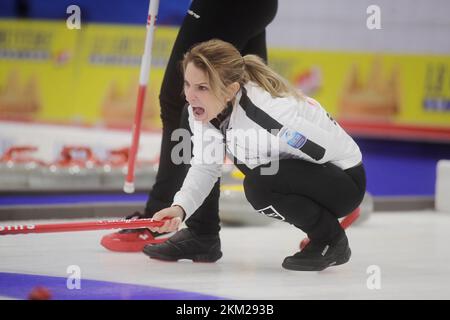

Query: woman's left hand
[{"left": 149, "top": 205, "right": 185, "bottom": 233}]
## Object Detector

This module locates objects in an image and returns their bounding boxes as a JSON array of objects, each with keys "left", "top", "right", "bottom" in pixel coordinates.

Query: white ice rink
[{"left": 1, "top": 210, "right": 450, "bottom": 300}]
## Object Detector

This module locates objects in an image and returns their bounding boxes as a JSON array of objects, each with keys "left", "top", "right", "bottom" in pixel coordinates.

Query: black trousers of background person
[
  {"left": 243, "top": 160, "right": 366, "bottom": 244},
  {"left": 144, "top": 0, "right": 278, "bottom": 235}
]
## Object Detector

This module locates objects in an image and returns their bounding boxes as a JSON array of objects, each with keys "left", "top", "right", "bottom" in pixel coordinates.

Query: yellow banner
[
  {"left": 71, "top": 23, "right": 177, "bottom": 128},
  {"left": 0, "top": 19, "right": 77, "bottom": 122},
  {"left": 1, "top": 19, "right": 449, "bottom": 133},
  {"left": 0, "top": 19, "right": 177, "bottom": 128},
  {"left": 269, "top": 49, "right": 450, "bottom": 127}
]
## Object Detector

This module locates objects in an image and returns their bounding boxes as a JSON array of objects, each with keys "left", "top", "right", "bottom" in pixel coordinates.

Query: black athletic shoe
[
  {"left": 142, "top": 228, "right": 222, "bottom": 262},
  {"left": 282, "top": 233, "right": 351, "bottom": 271}
]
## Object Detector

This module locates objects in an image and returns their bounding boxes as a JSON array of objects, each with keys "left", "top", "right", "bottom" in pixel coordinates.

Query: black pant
[
  {"left": 243, "top": 160, "right": 366, "bottom": 244},
  {"left": 145, "top": 0, "right": 278, "bottom": 235}
]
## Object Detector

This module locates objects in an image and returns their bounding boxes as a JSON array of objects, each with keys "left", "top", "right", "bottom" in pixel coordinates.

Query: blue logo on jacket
[{"left": 281, "top": 128, "right": 307, "bottom": 149}]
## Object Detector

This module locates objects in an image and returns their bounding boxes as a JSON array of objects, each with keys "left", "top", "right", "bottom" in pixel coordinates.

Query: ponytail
[{"left": 243, "top": 54, "right": 304, "bottom": 101}]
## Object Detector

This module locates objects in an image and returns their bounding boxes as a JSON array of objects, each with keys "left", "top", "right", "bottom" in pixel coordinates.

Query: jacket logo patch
[
  {"left": 280, "top": 128, "right": 307, "bottom": 149},
  {"left": 256, "top": 205, "right": 285, "bottom": 221}
]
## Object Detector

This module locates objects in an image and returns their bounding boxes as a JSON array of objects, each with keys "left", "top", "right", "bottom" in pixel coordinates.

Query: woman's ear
[{"left": 227, "top": 82, "right": 240, "bottom": 100}]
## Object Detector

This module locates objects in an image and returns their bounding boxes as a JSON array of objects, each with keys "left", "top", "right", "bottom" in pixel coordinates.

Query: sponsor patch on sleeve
[{"left": 280, "top": 127, "right": 308, "bottom": 149}]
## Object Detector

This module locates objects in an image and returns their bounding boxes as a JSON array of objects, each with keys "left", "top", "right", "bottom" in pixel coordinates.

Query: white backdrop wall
[{"left": 266, "top": 0, "right": 450, "bottom": 54}]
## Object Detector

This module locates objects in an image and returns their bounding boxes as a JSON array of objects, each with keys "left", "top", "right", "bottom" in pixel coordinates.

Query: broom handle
[
  {"left": 0, "top": 218, "right": 168, "bottom": 236},
  {"left": 124, "top": 0, "right": 160, "bottom": 194}
]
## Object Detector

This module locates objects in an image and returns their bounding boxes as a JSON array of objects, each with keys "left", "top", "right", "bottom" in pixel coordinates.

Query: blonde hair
[{"left": 182, "top": 39, "right": 303, "bottom": 101}]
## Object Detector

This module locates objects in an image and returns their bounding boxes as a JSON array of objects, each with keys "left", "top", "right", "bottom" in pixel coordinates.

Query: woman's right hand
[{"left": 149, "top": 205, "right": 185, "bottom": 233}]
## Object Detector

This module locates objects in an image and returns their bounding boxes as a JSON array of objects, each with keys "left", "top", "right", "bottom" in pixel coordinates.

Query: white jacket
[{"left": 172, "top": 82, "right": 362, "bottom": 218}]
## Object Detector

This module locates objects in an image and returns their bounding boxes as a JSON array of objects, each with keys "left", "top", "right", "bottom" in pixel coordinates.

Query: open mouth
[{"left": 192, "top": 106, "right": 205, "bottom": 117}]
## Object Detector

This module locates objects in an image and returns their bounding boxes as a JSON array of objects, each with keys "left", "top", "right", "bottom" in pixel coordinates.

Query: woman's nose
[{"left": 185, "top": 87, "right": 196, "bottom": 102}]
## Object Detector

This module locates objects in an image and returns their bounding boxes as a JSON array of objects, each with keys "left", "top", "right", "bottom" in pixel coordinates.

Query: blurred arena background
[
  {"left": 1, "top": 0, "right": 448, "bottom": 217},
  {"left": 0, "top": 0, "right": 449, "bottom": 300}
]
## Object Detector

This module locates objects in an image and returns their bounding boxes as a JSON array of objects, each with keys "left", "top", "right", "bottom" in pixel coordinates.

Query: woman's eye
[{"left": 198, "top": 86, "right": 208, "bottom": 91}]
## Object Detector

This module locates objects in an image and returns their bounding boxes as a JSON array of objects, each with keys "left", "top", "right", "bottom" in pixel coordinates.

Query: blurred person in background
[{"left": 101, "top": 0, "right": 279, "bottom": 258}]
